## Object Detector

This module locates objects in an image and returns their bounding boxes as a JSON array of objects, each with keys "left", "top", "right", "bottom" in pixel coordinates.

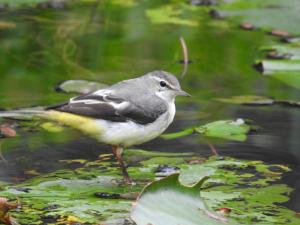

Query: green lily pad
[
  {"left": 146, "top": 4, "right": 199, "bottom": 27},
  {"left": 0, "top": 149, "right": 298, "bottom": 224},
  {"left": 181, "top": 158, "right": 300, "bottom": 224},
  {"left": 216, "top": 95, "right": 274, "bottom": 105},
  {"left": 256, "top": 60, "right": 300, "bottom": 75},
  {"left": 131, "top": 174, "right": 231, "bottom": 225},
  {"left": 217, "top": 0, "right": 300, "bottom": 35},
  {"left": 255, "top": 43, "right": 300, "bottom": 90},
  {"left": 55, "top": 80, "right": 107, "bottom": 94},
  {"left": 216, "top": 95, "right": 300, "bottom": 107},
  {"left": 162, "top": 119, "right": 251, "bottom": 142},
  {"left": 260, "top": 44, "right": 300, "bottom": 60}
]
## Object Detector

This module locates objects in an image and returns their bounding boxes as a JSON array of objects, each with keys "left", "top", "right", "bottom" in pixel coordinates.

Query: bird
[{"left": 0, "top": 71, "right": 190, "bottom": 183}]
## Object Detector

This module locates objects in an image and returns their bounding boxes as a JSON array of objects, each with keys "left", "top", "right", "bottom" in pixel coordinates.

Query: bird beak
[{"left": 177, "top": 89, "right": 191, "bottom": 97}]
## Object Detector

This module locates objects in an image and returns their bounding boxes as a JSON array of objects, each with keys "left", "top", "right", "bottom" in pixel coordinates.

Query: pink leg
[{"left": 112, "top": 145, "right": 132, "bottom": 184}]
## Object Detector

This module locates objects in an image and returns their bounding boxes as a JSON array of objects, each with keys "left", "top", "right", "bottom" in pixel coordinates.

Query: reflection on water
[{"left": 0, "top": 0, "right": 299, "bottom": 212}]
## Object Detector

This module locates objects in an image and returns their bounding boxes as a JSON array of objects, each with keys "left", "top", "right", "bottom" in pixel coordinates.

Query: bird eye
[{"left": 160, "top": 81, "right": 167, "bottom": 87}]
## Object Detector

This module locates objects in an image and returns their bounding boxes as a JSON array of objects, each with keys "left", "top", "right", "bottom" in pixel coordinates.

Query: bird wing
[{"left": 47, "top": 90, "right": 167, "bottom": 125}]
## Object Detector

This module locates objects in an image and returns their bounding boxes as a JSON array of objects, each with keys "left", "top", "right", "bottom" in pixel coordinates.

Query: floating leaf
[
  {"left": 255, "top": 59, "right": 300, "bottom": 75},
  {"left": 131, "top": 174, "right": 230, "bottom": 225},
  {"left": 162, "top": 119, "right": 251, "bottom": 142},
  {"left": 0, "top": 150, "right": 298, "bottom": 224},
  {"left": 216, "top": 95, "right": 274, "bottom": 105},
  {"left": 55, "top": 80, "right": 107, "bottom": 94},
  {"left": 260, "top": 44, "right": 300, "bottom": 60},
  {"left": 216, "top": 95, "right": 300, "bottom": 107},
  {"left": 196, "top": 119, "right": 250, "bottom": 141},
  {"left": 255, "top": 43, "right": 300, "bottom": 90},
  {"left": 146, "top": 4, "right": 199, "bottom": 27},
  {"left": 217, "top": 0, "right": 300, "bottom": 35},
  {"left": 255, "top": 60, "right": 300, "bottom": 90}
]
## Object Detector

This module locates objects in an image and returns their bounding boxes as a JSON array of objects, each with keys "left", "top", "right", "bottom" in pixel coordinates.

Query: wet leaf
[
  {"left": 162, "top": 119, "right": 251, "bottom": 142},
  {"left": 216, "top": 95, "right": 300, "bottom": 108},
  {"left": 146, "top": 4, "right": 199, "bottom": 27},
  {"left": 255, "top": 43, "right": 300, "bottom": 90},
  {"left": 260, "top": 44, "right": 300, "bottom": 60},
  {"left": 0, "top": 150, "right": 298, "bottom": 224},
  {"left": 0, "top": 197, "right": 20, "bottom": 225},
  {"left": 255, "top": 59, "right": 300, "bottom": 75},
  {"left": 255, "top": 57, "right": 300, "bottom": 90},
  {"left": 282, "top": 37, "right": 300, "bottom": 44},
  {"left": 131, "top": 174, "right": 230, "bottom": 225},
  {"left": 216, "top": 95, "right": 274, "bottom": 105},
  {"left": 196, "top": 119, "right": 250, "bottom": 141},
  {"left": 55, "top": 80, "right": 107, "bottom": 94}
]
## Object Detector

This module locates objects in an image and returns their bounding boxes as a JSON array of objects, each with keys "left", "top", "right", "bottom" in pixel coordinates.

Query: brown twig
[{"left": 207, "top": 142, "right": 219, "bottom": 156}]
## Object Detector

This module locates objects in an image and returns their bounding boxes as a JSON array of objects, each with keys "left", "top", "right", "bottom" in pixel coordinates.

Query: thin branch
[{"left": 207, "top": 142, "right": 219, "bottom": 156}]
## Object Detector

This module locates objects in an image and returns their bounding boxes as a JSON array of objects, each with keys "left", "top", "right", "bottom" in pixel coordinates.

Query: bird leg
[{"left": 112, "top": 145, "right": 132, "bottom": 184}]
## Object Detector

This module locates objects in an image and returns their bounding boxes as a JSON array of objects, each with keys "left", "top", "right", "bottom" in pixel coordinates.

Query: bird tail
[
  {"left": 0, "top": 108, "right": 103, "bottom": 139},
  {"left": 0, "top": 107, "right": 46, "bottom": 120}
]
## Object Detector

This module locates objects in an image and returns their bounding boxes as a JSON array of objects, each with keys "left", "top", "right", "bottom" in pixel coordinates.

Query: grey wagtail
[{"left": 0, "top": 71, "right": 190, "bottom": 183}]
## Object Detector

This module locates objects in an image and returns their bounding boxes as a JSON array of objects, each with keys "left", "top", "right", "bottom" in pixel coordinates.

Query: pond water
[{"left": 0, "top": 0, "right": 299, "bottom": 222}]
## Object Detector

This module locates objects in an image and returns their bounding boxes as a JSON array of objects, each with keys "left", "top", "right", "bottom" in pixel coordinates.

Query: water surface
[{"left": 0, "top": 0, "right": 299, "bottom": 212}]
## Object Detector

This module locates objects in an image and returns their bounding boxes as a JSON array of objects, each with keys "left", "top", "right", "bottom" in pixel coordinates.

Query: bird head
[{"left": 142, "top": 71, "right": 190, "bottom": 102}]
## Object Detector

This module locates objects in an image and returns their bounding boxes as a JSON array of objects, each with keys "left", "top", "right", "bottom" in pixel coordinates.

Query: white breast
[{"left": 95, "top": 100, "right": 176, "bottom": 147}]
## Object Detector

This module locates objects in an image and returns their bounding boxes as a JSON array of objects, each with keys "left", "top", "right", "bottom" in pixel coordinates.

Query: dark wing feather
[{"left": 47, "top": 93, "right": 167, "bottom": 125}]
